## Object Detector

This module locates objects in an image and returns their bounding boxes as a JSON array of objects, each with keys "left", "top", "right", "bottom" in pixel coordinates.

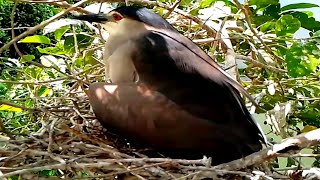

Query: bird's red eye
[{"left": 112, "top": 14, "right": 122, "bottom": 21}]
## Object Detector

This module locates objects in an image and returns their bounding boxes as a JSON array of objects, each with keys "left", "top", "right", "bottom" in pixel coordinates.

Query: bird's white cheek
[{"left": 100, "top": 22, "right": 119, "bottom": 34}]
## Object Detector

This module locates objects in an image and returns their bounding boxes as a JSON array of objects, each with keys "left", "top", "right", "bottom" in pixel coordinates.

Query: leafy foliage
[{"left": 0, "top": 0, "right": 56, "bottom": 58}]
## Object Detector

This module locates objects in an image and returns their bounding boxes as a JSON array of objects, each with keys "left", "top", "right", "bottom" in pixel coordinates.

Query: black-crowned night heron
[{"left": 73, "top": 5, "right": 267, "bottom": 165}]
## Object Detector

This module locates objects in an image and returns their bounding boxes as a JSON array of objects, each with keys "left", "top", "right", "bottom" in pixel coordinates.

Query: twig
[
  {"left": 214, "top": 128, "right": 320, "bottom": 170},
  {"left": 181, "top": 166, "right": 253, "bottom": 178},
  {"left": 71, "top": 25, "right": 79, "bottom": 61},
  {"left": 232, "top": 0, "right": 283, "bottom": 62},
  {"left": 11, "top": 0, "right": 25, "bottom": 60},
  {"left": 0, "top": 161, "right": 167, "bottom": 179},
  {"left": 211, "top": 16, "right": 229, "bottom": 57},
  {"left": 236, "top": 54, "right": 287, "bottom": 73},
  {"left": 47, "top": 118, "right": 58, "bottom": 153},
  {"left": 225, "top": 49, "right": 238, "bottom": 81},
  {"left": 0, "top": 27, "right": 32, "bottom": 31},
  {"left": 75, "top": 162, "right": 168, "bottom": 179},
  {"left": 163, "top": 0, "right": 182, "bottom": 18}
]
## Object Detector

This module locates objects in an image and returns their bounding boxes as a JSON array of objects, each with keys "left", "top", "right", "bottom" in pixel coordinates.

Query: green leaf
[
  {"left": 20, "top": 54, "right": 35, "bottom": 63},
  {"left": 301, "top": 11, "right": 314, "bottom": 18},
  {"left": 199, "top": 0, "right": 215, "bottom": 8},
  {"left": 25, "top": 99, "right": 33, "bottom": 107},
  {"left": 0, "top": 70, "right": 13, "bottom": 80},
  {"left": 24, "top": 66, "right": 43, "bottom": 79},
  {"left": 285, "top": 42, "right": 320, "bottom": 77},
  {"left": 252, "top": 4, "right": 281, "bottom": 26},
  {"left": 47, "top": 71, "right": 56, "bottom": 79},
  {"left": 281, "top": 3, "right": 319, "bottom": 12},
  {"left": 300, "top": 148, "right": 316, "bottom": 168},
  {"left": 37, "top": 86, "right": 52, "bottom": 97},
  {"left": 249, "top": 0, "right": 279, "bottom": 8},
  {"left": 19, "top": 35, "right": 51, "bottom": 44},
  {"left": 277, "top": 157, "right": 288, "bottom": 168},
  {"left": 275, "top": 15, "right": 301, "bottom": 36},
  {"left": 64, "top": 34, "right": 94, "bottom": 54},
  {"left": 54, "top": 25, "right": 69, "bottom": 41},
  {"left": 260, "top": 21, "right": 276, "bottom": 32},
  {"left": 314, "top": 30, "right": 320, "bottom": 37},
  {"left": 181, "top": 0, "right": 192, "bottom": 6},
  {"left": 287, "top": 11, "right": 320, "bottom": 32},
  {"left": 37, "top": 43, "right": 65, "bottom": 55},
  {"left": 0, "top": 83, "right": 7, "bottom": 96},
  {"left": 38, "top": 169, "right": 60, "bottom": 177}
]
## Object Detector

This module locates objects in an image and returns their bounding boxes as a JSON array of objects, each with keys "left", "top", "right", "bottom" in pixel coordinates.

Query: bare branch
[{"left": 214, "top": 128, "right": 320, "bottom": 170}]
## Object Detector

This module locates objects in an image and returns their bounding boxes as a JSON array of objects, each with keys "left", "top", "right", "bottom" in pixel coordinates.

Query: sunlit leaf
[
  {"left": 25, "top": 99, "right": 33, "bottom": 107},
  {"left": 37, "top": 45, "right": 65, "bottom": 55},
  {"left": 20, "top": 54, "right": 35, "bottom": 63},
  {"left": 300, "top": 148, "right": 316, "bottom": 168},
  {"left": 275, "top": 15, "right": 301, "bottom": 36},
  {"left": 199, "top": 0, "right": 215, "bottom": 8},
  {"left": 302, "top": 126, "right": 318, "bottom": 133},
  {"left": 181, "top": 0, "right": 192, "bottom": 6},
  {"left": 281, "top": 3, "right": 319, "bottom": 12},
  {"left": 24, "top": 66, "right": 43, "bottom": 79},
  {"left": 19, "top": 35, "right": 51, "bottom": 44},
  {"left": 0, "top": 105, "right": 22, "bottom": 112},
  {"left": 301, "top": 11, "right": 314, "bottom": 18},
  {"left": 37, "top": 86, "right": 52, "bottom": 97},
  {"left": 314, "top": 30, "right": 320, "bottom": 37},
  {"left": 41, "top": 88, "right": 52, "bottom": 97},
  {"left": 285, "top": 42, "right": 320, "bottom": 77},
  {"left": 260, "top": 21, "right": 276, "bottom": 32},
  {"left": 40, "top": 55, "right": 57, "bottom": 67},
  {"left": 54, "top": 26, "right": 70, "bottom": 41},
  {"left": 277, "top": 157, "right": 288, "bottom": 168}
]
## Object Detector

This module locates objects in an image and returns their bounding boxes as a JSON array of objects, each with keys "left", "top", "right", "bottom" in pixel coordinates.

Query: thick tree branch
[{"left": 214, "top": 128, "right": 320, "bottom": 170}]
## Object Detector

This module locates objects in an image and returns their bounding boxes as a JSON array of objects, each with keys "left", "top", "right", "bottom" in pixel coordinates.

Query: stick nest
[{"left": 0, "top": 83, "right": 275, "bottom": 180}]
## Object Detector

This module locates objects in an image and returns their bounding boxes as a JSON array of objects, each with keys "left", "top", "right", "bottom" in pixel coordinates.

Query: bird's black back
[{"left": 131, "top": 30, "right": 265, "bottom": 157}]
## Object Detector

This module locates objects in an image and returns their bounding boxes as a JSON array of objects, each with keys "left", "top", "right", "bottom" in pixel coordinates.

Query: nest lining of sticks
[{"left": 0, "top": 82, "right": 278, "bottom": 180}]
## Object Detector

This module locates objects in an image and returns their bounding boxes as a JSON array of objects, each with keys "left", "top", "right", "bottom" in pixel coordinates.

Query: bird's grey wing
[
  {"left": 131, "top": 30, "right": 267, "bottom": 145},
  {"left": 154, "top": 30, "right": 259, "bottom": 105}
]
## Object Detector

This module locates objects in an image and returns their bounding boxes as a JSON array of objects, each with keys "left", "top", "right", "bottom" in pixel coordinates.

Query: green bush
[{"left": 0, "top": 0, "right": 56, "bottom": 58}]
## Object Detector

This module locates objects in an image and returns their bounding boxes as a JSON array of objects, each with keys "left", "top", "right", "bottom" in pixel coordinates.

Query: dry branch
[{"left": 214, "top": 128, "right": 320, "bottom": 170}]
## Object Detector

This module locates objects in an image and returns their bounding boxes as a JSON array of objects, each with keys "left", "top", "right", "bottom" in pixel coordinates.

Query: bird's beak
[{"left": 71, "top": 13, "right": 109, "bottom": 23}]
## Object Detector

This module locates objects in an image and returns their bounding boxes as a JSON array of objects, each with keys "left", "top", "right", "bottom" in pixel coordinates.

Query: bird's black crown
[{"left": 113, "top": 6, "right": 176, "bottom": 31}]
